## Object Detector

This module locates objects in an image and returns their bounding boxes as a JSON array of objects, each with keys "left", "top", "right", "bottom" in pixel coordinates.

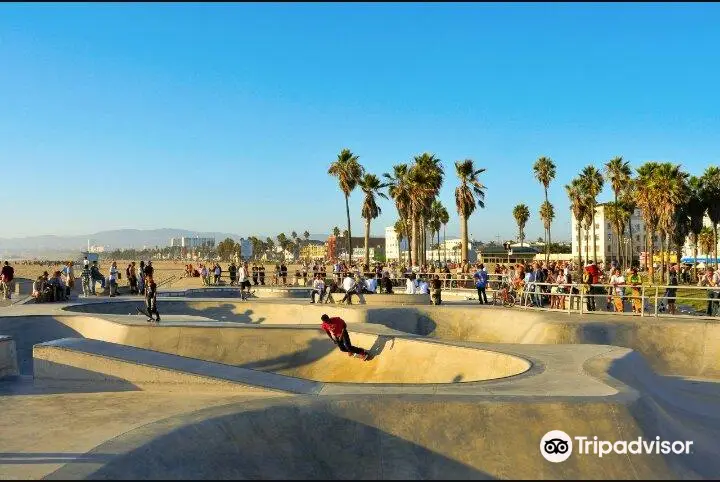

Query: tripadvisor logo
[{"left": 540, "top": 430, "right": 693, "bottom": 463}]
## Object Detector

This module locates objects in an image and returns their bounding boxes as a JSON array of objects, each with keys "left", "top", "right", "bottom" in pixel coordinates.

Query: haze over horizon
[{"left": 2, "top": 3, "right": 719, "bottom": 241}]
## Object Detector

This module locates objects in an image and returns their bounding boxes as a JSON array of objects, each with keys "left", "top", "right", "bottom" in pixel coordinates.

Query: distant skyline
[{"left": 2, "top": 3, "right": 719, "bottom": 241}]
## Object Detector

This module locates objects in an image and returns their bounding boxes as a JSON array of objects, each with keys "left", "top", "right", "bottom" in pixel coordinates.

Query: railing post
[
  {"left": 580, "top": 287, "right": 584, "bottom": 315},
  {"left": 640, "top": 286, "right": 645, "bottom": 317},
  {"left": 654, "top": 286, "right": 659, "bottom": 318}
]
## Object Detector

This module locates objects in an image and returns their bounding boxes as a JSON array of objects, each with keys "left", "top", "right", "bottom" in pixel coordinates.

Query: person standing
[
  {"left": 144, "top": 260, "right": 154, "bottom": 279},
  {"left": 81, "top": 262, "right": 91, "bottom": 297},
  {"left": 698, "top": 267, "right": 720, "bottom": 316},
  {"left": 143, "top": 274, "right": 160, "bottom": 322},
  {"left": 280, "top": 263, "right": 288, "bottom": 285},
  {"left": 473, "top": 264, "right": 488, "bottom": 305},
  {"left": 627, "top": 267, "right": 643, "bottom": 314},
  {"left": 252, "top": 265, "right": 259, "bottom": 286},
  {"left": 259, "top": 265, "right": 266, "bottom": 285},
  {"left": 1, "top": 261, "right": 15, "bottom": 300},
  {"left": 108, "top": 261, "right": 120, "bottom": 297},
  {"left": 665, "top": 265, "right": 679, "bottom": 315},
  {"left": 239, "top": 262, "right": 251, "bottom": 299},
  {"left": 128, "top": 262, "right": 138, "bottom": 295},
  {"left": 430, "top": 274, "right": 442, "bottom": 305},
  {"left": 320, "top": 314, "right": 369, "bottom": 360},
  {"left": 62, "top": 261, "right": 75, "bottom": 294},
  {"left": 609, "top": 268, "right": 626, "bottom": 313},
  {"left": 137, "top": 261, "right": 146, "bottom": 295},
  {"left": 229, "top": 262, "right": 237, "bottom": 286}
]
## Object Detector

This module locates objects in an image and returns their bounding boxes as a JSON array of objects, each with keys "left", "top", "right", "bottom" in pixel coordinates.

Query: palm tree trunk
[
  {"left": 714, "top": 224, "right": 719, "bottom": 270},
  {"left": 660, "top": 233, "right": 666, "bottom": 283},
  {"left": 443, "top": 224, "right": 447, "bottom": 264},
  {"left": 460, "top": 214, "right": 468, "bottom": 262},
  {"left": 628, "top": 213, "right": 634, "bottom": 269},
  {"left": 410, "top": 211, "right": 418, "bottom": 266},
  {"left": 544, "top": 187, "right": 550, "bottom": 264},
  {"left": 344, "top": 195, "right": 352, "bottom": 262},
  {"left": 576, "top": 223, "right": 583, "bottom": 278},
  {"left": 592, "top": 206, "right": 597, "bottom": 263},
  {"left": 649, "top": 230, "right": 655, "bottom": 283},
  {"left": 693, "top": 236, "right": 699, "bottom": 282},
  {"left": 364, "top": 218, "right": 370, "bottom": 267}
]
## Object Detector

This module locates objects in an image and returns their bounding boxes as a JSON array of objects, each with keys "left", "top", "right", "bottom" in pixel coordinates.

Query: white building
[
  {"left": 352, "top": 247, "right": 376, "bottom": 261},
  {"left": 384, "top": 226, "right": 409, "bottom": 261},
  {"left": 170, "top": 236, "right": 216, "bottom": 249},
  {"left": 571, "top": 204, "right": 660, "bottom": 264}
]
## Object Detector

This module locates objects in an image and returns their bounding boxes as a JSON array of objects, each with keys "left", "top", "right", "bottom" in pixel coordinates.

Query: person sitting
[
  {"left": 364, "top": 274, "right": 378, "bottom": 294},
  {"left": 405, "top": 273, "right": 417, "bottom": 294},
  {"left": 310, "top": 274, "right": 325, "bottom": 304},
  {"left": 340, "top": 274, "right": 357, "bottom": 304},
  {"left": 417, "top": 277, "right": 430, "bottom": 295},
  {"left": 32, "top": 274, "right": 48, "bottom": 302},
  {"left": 46, "top": 271, "right": 67, "bottom": 302}
]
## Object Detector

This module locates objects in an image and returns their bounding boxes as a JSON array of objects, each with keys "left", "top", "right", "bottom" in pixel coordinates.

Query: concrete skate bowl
[
  {"left": 45, "top": 394, "right": 714, "bottom": 480},
  {"left": 23, "top": 316, "right": 531, "bottom": 384}
]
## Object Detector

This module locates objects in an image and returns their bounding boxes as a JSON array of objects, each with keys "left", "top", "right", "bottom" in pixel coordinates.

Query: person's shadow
[{"left": 365, "top": 335, "right": 395, "bottom": 361}]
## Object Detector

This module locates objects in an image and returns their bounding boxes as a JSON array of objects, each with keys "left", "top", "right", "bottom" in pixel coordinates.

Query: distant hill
[{"left": 0, "top": 228, "right": 243, "bottom": 259}]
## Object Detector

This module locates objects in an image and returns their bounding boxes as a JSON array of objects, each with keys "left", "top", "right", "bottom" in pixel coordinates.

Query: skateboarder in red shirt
[{"left": 320, "top": 314, "right": 369, "bottom": 360}]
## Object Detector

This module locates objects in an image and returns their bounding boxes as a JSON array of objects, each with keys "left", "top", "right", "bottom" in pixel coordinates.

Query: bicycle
[{"left": 492, "top": 284, "right": 516, "bottom": 307}]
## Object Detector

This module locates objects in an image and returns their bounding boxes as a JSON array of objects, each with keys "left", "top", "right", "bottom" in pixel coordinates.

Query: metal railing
[{"left": 504, "top": 281, "right": 720, "bottom": 320}]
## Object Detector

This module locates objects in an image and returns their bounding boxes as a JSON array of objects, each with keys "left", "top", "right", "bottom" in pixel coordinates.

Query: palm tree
[
  {"left": 579, "top": 165, "right": 604, "bottom": 263},
  {"left": 652, "top": 163, "right": 689, "bottom": 281},
  {"left": 533, "top": 156, "right": 556, "bottom": 262},
  {"left": 635, "top": 162, "right": 662, "bottom": 281},
  {"left": 700, "top": 166, "right": 720, "bottom": 268},
  {"left": 328, "top": 148, "right": 364, "bottom": 264},
  {"left": 393, "top": 218, "right": 407, "bottom": 262},
  {"left": 699, "top": 226, "right": 714, "bottom": 260},
  {"left": 384, "top": 164, "right": 413, "bottom": 265},
  {"left": 454, "top": 160, "right": 486, "bottom": 263},
  {"left": 671, "top": 201, "right": 691, "bottom": 276},
  {"left": 265, "top": 237, "right": 275, "bottom": 261},
  {"left": 605, "top": 201, "right": 631, "bottom": 268},
  {"left": 359, "top": 173, "right": 388, "bottom": 266},
  {"left": 332, "top": 226, "right": 340, "bottom": 238},
  {"left": 566, "top": 178, "right": 587, "bottom": 277},
  {"left": 687, "top": 176, "right": 707, "bottom": 281},
  {"left": 429, "top": 199, "right": 449, "bottom": 264},
  {"left": 539, "top": 201, "right": 555, "bottom": 257},
  {"left": 408, "top": 153, "right": 444, "bottom": 265},
  {"left": 604, "top": 156, "right": 632, "bottom": 264},
  {"left": 620, "top": 181, "right": 638, "bottom": 269},
  {"left": 512, "top": 204, "right": 530, "bottom": 246},
  {"left": 276, "top": 233, "right": 288, "bottom": 262},
  {"left": 303, "top": 231, "right": 310, "bottom": 242}
]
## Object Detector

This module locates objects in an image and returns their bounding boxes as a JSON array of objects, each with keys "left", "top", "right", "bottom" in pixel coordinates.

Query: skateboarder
[
  {"left": 144, "top": 274, "right": 160, "bottom": 322},
  {"left": 320, "top": 314, "right": 369, "bottom": 360}
]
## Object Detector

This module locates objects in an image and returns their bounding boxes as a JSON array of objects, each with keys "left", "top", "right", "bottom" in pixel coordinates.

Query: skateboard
[
  {"left": 348, "top": 352, "right": 371, "bottom": 361},
  {"left": 137, "top": 306, "right": 160, "bottom": 323},
  {"left": 240, "top": 290, "right": 256, "bottom": 300}
]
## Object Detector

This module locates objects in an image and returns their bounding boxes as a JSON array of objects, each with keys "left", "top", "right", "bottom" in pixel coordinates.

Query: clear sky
[{"left": 2, "top": 2, "right": 719, "bottom": 241}]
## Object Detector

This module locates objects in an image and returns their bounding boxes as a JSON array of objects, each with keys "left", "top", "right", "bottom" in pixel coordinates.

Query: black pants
[
  {"left": 260, "top": 275, "right": 265, "bottom": 285},
  {"left": 336, "top": 329, "right": 365, "bottom": 356},
  {"left": 340, "top": 289, "right": 357, "bottom": 304},
  {"left": 145, "top": 296, "right": 159, "bottom": 319},
  {"left": 476, "top": 286, "right": 487, "bottom": 304},
  {"left": 253, "top": 275, "right": 258, "bottom": 285},
  {"left": 586, "top": 286, "right": 597, "bottom": 311},
  {"left": 707, "top": 291, "right": 719, "bottom": 316}
]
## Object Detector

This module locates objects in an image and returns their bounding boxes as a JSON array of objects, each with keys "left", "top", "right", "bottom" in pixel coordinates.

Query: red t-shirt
[
  {"left": 587, "top": 265, "right": 600, "bottom": 284},
  {"left": 321, "top": 317, "right": 346, "bottom": 337}
]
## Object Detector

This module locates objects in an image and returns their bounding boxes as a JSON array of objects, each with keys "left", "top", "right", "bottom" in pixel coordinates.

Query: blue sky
[{"left": 1, "top": 3, "right": 719, "bottom": 242}]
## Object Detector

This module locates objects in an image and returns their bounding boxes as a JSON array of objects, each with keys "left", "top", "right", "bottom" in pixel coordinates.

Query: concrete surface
[
  {"left": 1, "top": 296, "right": 720, "bottom": 479},
  {"left": 0, "top": 335, "right": 18, "bottom": 378}
]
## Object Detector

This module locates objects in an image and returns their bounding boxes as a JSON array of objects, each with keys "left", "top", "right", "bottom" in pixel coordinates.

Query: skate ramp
[
  {"left": 44, "top": 396, "right": 704, "bottom": 480},
  {"left": 21, "top": 316, "right": 531, "bottom": 384}
]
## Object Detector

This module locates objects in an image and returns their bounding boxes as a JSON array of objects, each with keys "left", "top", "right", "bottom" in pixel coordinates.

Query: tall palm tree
[
  {"left": 620, "top": 180, "right": 638, "bottom": 268},
  {"left": 328, "top": 148, "right": 364, "bottom": 263},
  {"left": 671, "top": 201, "right": 691, "bottom": 276},
  {"left": 384, "top": 164, "right": 413, "bottom": 265},
  {"left": 332, "top": 226, "right": 340, "bottom": 238},
  {"left": 579, "top": 165, "right": 604, "bottom": 263},
  {"left": 604, "top": 156, "right": 632, "bottom": 264},
  {"left": 454, "top": 160, "right": 486, "bottom": 263},
  {"left": 699, "top": 226, "right": 714, "bottom": 260},
  {"left": 429, "top": 199, "right": 449, "bottom": 264},
  {"left": 265, "top": 237, "right": 275, "bottom": 261},
  {"left": 539, "top": 201, "right": 555, "bottom": 258},
  {"left": 533, "top": 156, "right": 556, "bottom": 263},
  {"left": 635, "top": 162, "right": 662, "bottom": 281},
  {"left": 566, "top": 178, "right": 587, "bottom": 277},
  {"left": 605, "top": 201, "right": 631, "bottom": 267},
  {"left": 700, "top": 166, "right": 720, "bottom": 268},
  {"left": 512, "top": 204, "right": 530, "bottom": 246},
  {"left": 652, "top": 163, "right": 689, "bottom": 281},
  {"left": 687, "top": 176, "right": 707, "bottom": 281},
  {"left": 408, "top": 153, "right": 444, "bottom": 265},
  {"left": 393, "top": 218, "right": 407, "bottom": 263},
  {"left": 359, "top": 173, "right": 388, "bottom": 267}
]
